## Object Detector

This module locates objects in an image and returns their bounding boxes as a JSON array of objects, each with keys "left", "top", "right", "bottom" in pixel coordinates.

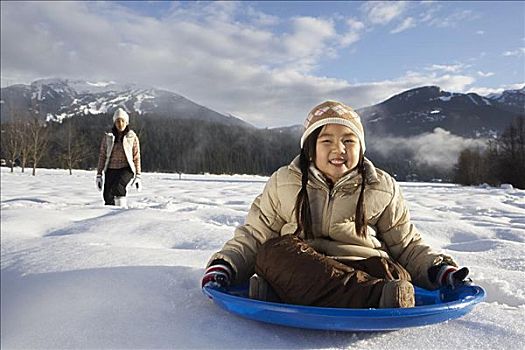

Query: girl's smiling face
[{"left": 315, "top": 124, "right": 361, "bottom": 183}]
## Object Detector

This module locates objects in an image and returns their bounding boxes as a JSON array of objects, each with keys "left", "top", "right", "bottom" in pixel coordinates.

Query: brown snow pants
[{"left": 254, "top": 235, "right": 411, "bottom": 308}]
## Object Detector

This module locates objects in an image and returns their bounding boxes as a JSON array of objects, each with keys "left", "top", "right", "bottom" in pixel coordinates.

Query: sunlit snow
[{"left": 1, "top": 167, "right": 524, "bottom": 349}]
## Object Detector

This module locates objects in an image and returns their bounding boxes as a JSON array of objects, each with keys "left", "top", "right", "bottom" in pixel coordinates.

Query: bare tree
[
  {"left": 19, "top": 121, "right": 32, "bottom": 173},
  {"left": 27, "top": 118, "right": 49, "bottom": 176},
  {"left": 454, "top": 117, "right": 525, "bottom": 189},
  {"left": 1, "top": 121, "right": 22, "bottom": 172},
  {"left": 454, "top": 147, "right": 486, "bottom": 185},
  {"left": 59, "top": 120, "right": 90, "bottom": 175},
  {"left": 498, "top": 117, "right": 525, "bottom": 188}
]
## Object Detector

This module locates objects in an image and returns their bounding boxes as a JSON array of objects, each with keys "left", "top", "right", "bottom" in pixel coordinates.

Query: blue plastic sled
[{"left": 203, "top": 284, "right": 486, "bottom": 331}]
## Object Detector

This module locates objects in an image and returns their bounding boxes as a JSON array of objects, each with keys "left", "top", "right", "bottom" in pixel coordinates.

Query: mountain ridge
[
  {"left": 356, "top": 85, "right": 524, "bottom": 138},
  {"left": 1, "top": 79, "right": 523, "bottom": 138},
  {"left": 0, "top": 78, "right": 252, "bottom": 128}
]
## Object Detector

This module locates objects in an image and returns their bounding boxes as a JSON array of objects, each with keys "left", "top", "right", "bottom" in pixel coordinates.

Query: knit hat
[
  {"left": 113, "top": 107, "right": 129, "bottom": 125},
  {"left": 301, "top": 100, "right": 365, "bottom": 153}
]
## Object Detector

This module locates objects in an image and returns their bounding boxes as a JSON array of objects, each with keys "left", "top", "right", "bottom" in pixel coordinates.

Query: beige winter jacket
[
  {"left": 96, "top": 130, "right": 141, "bottom": 176},
  {"left": 209, "top": 156, "right": 457, "bottom": 290}
]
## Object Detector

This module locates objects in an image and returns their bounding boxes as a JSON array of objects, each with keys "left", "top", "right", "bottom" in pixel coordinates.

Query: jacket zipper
[
  {"left": 322, "top": 182, "right": 361, "bottom": 236},
  {"left": 292, "top": 166, "right": 362, "bottom": 236},
  {"left": 323, "top": 188, "right": 335, "bottom": 236}
]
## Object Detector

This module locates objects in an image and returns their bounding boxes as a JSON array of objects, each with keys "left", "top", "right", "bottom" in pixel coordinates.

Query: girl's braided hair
[{"left": 294, "top": 128, "right": 367, "bottom": 239}]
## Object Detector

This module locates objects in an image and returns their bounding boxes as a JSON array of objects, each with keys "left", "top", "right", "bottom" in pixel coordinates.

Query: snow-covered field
[{"left": 1, "top": 167, "right": 524, "bottom": 349}]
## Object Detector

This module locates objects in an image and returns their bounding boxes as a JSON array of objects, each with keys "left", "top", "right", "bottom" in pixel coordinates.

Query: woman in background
[{"left": 96, "top": 107, "right": 142, "bottom": 207}]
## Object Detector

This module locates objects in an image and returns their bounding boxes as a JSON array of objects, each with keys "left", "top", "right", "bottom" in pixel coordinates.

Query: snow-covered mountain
[
  {"left": 270, "top": 86, "right": 524, "bottom": 139},
  {"left": 486, "top": 86, "right": 525, "bottom": 114},
  {"left": 357, "top": 86, "right": 524, "bottom": 138},
  {"left": 0, "top": 78, "right": 251, "bottom": 127},
  {"left": 1, "top": 79, "right": 523, "bottom": 138}
]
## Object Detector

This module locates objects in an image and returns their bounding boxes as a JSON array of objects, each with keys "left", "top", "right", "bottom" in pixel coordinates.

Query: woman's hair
[{"left": 294, "top": 128, "right": 368, "bottom": 239}]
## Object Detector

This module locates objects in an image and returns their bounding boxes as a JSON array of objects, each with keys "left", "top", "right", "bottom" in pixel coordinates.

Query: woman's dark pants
[{"left": 103, "top": 167, "right": 134, "bottom": 205}]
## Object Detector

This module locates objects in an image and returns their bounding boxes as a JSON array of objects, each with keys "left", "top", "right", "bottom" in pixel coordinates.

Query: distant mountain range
[
  {"left": 357, "top": 85, "right": 524, "bottom": 138},
  {"left": 1, "top": 78, "right": 523, "bottom": 138},
  {"left": 0, "top": 78, "right": 251, "bottom": 128}
]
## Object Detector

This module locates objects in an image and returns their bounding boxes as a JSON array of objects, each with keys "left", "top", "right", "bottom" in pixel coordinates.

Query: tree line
[
  {"left": 1, "top": 116, "right": 50, "bottom": 175},
  {"left": 1, "top": 112, "right": 299, "bottom": 176},
  {"left": 454, "top": 117, "right": 525, "bottom": 189},
  {"left": 1, "top": 113, "right": 524, "bottom": 189}
]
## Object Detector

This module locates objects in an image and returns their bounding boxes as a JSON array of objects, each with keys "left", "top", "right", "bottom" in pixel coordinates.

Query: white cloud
[
  {"left": 390, "top": 17, "right": 416, "bottom": 33},
  {"left": 361, "top": 1, "right": 407, "bottom": 25},
  {"left": 505, "top": 83, "right": 525, "bottom": 90},
  {"left": 427, "top": 10, "right": 477, "bottom": 28},
  {"left": 468, "top": 86, "right": 503, "bottom": 96},
  {"left": 340, "top": 17, "right": 365, "bottom": 46},
  {"left": 0, "top": 2, "right": 342, "bottom": 126},
  {"left": 0, "top": 1, "right": 499, "bottom": 128},
  {"left": 426, "top": 64, "right": 469, "bottom": 73},
  {"left": 346, "top": 17, "right": 365, "bottom": 31},
  {"left": 245, "top": 6, "right": 280, "bottom": 26},
  {"left": 468, "top": 83, "right": 524, "bottom": 96},
  {"left": 193, "top": 1, "right": 238, "bottom": 23},
  {"left": 398, "top": 71, "right": 475, "bottom": 92},
  {"left": 340, "top": 31, "right": 361, "bottom": 46},
  {"left": 387, "top": 3, "right": 480, "bottom": 34},
  {"left": 369, "top": 128, "right": 486, "bottom": 170},
  {"left": 283, "top": 16, "right": 337, "bottom": 64},
  {"left": 502, "top": 48, "right": 525, "bottom": 57},
  {"left": 417, "top": 4, "right": 480, "bottom": 31},
  {"left": 419, "top": 7, "right": 438, "bottom": 24},
  {"left": 477, "top": 71, "right": 495, "bottom": 78}
]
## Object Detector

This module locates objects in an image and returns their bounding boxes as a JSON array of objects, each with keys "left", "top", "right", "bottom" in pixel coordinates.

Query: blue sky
[
  {"left": 261, "top": 1, "right": 524, "bottom": 82},
  {"left": 1, "top": 1, "right": 524, "bottom": 127}
]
